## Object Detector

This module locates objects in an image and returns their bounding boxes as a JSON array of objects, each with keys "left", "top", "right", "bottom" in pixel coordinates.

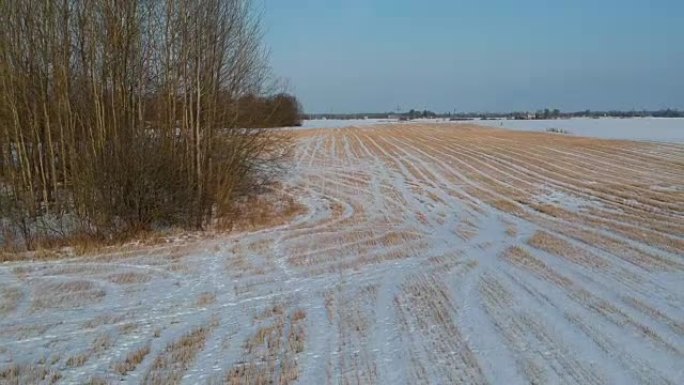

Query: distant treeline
[
  {"left": 305, "top": 109, "right": 437, "bottom": 120},
  {"left": 307, "top": 108, "right": 684, "bottom": 120}
]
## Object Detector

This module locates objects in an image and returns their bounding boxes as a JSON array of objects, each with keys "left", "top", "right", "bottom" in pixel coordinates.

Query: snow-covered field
[
  {"left": 300, "top": 118, "right": 398, "bottom": 129},
  {"left": 300, "top": 117, "right": 684, "bottom": 142},
  {"left": 472, "top": 117, "right": 684, "bottom": 142},
  {"left": 299, "top": 118, "right": 453, "bottom": 129},
  {"left": 1, "top": 124, "right": 683, "bottom": 384}
]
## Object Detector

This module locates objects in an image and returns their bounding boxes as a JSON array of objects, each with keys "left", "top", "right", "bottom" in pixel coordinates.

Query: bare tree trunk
[{"left": 0, "top": 0, "right": 293, "bottom": 249}]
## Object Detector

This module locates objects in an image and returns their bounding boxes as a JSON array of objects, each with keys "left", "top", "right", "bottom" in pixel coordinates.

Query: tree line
[
  {"left": 309, "top": 108, "right": 684, "bottom": 121},
  {"left": 0, "top": 0, "right": 300, "bottom": 250}
]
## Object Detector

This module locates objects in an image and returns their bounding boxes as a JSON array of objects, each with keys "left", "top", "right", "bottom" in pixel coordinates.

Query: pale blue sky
[{"left": 262, "top": 0, "right": 683, "bottom": 113}]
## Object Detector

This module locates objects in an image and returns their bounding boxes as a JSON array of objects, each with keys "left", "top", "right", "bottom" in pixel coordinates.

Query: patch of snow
[
  {"left": 299, "top": 119, "right": 397, "bottom": 129},
  {"left": 650, "top": 184, "right": 682, "bottom": 193},
  {"left": 471, "top": 117, "right": 684, "bottom": 142},
  {"left": 533, "top": 185, "right": 602, "bottom": 212},
  {"left": 286, "top": 118, "right": 455, "bottom": 130}
]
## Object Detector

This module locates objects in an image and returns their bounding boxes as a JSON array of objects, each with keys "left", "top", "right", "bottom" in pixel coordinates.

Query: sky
[{"left": 262, "top": 0, "right": 684, "bottom": 113}]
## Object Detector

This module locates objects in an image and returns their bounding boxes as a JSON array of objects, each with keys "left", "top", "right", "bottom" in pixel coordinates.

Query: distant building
[{"left": 513, "top": 112, "right": 535, "bottom": 120}]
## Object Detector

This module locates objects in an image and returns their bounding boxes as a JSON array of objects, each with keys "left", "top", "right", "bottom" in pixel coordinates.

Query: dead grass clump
[
  {"left": 92, "top": 333, "right": 114, "bottom": 353},
  {"left": 66, "top": 353, "right": 90, "bottom": 367},
  {"left": 479, "top": 274, "right": 513, "bottom": 307},
  {"left": 490, "top": 199, "right": 523, "bottom": 215},
  {"left": 395, "top": 274, "right": 486, "bottom": 384},
  {"left": 197, "top": 292, "right": 217, "bottom": 307},
  {"left": 246, "top": 239, "right": 273, "bottom": 254},
  {"left": 624, "top": 296, "right": 684, "bottom": 335},
  {"left": 0, "top": 251, "right": 23, "bottom": 262},
  {"left": 222, "top": 188, "right": 307, "bottom": 232},
  {"left": 292, "top": 309, "right": 306, "bottom": 322},
  {"left": 427, "top": 251, "right": 469, "bottom": 271},
  {"left": 83, "top": 313, "right": 130, "bottom": 329},
  {"left": 503, "top": 220, "right": 518, "bottom": 237},
  {"left": 0, "top": 323, "right": 52, "bottom": 340},
  {"left": 226, "top": 308, "right": 306, "bottom": 385},
  {"left": 455, "top": 220, "right": 478, "bottom": 241},
  {"left": 529, "top": 203, "right": 568, "bottom": 218},
  {"left": 381, "top": 231, "right": 421, "bottom": 247},
  {"left": 86, "top": 377, "right": 113, "bottom": 385},
  {"left": 288, "top": 311, "right": 306, "bottom": 355},
  {"left": 0, "top": 231, "right": 114, "bottom": 261},
  {"left": 143, "top": 326, "right": 211, "bottom": 385},
  {"left": 254, "top": 304, "right": 285, "bottom": 322},
  {"left": 0, "top": 363, "right": 61, "bottom": 384},
  {"left": 106, "top": 272, "right": 153, "bottom": 285},
  {"left": 0, "top": 287, "right": 23, "bottom": 315},
  {"left": 31, "top": 280, "right": 106, "bottom": 311},
  {"left": 113, "top": 344, "right": 151, "bottom": 375},
  {"left": 561, "top": 227, "right": 678, "bottom": 271},
  {"left": 0, "top": 247, "right": 65, "bottom": 262},
  {"left": 119, "top": 322, "right": 140, "bottom": 335},
  {"left": 502, "top": 246, "right": 573, "bottom": 288},
  {"left": 48, "top": 233, "right": 106, "bottom": 256},
  {"left": 527, "top": 231, "right": 607, "bottom": 268}
]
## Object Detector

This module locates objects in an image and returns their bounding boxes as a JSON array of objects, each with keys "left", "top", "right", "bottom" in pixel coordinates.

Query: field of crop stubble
[{"left": 1, "top": 123, "right": 682, "bottom": 384}]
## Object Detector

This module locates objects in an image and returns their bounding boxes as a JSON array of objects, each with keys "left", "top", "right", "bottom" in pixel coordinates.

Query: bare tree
[{"left": 0, "top": 0, "right": 297, "bottom": 249}]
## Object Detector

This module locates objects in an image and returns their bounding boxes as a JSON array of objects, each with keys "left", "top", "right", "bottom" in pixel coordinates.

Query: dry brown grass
[
  {"left": 107, "top": 272, "right": 153, "bottom": 285},
  {"left": 0, "top": 363, "right": 62, "bottom": 384},
  {"left": 623, "top": 296, "right": 684, "bottom": 335},
  {"left": 0, "top": 231, "right": 171, "bottom": 263},
  {"left": 82, "top": 313, "right": 130, "bottom": 329},
  {"left": 143, "top": 326, "right": 211, "bottom": 385},
  {"left": 288, "top": 310, "right": 307, "bottom": 355},
  {"left": 113, "top": 344, "right": 151, "bottom": 375},
  {"left": 65, "top": 353, "right": 90, "bottom": 368},
  {"left": 225, "top": 308, "right": 307, "bottom": 385},
  {"left": 85, "top": 377, "right": 113, "bottom": 385},
  {"left": 527, "top": 231, "right": 608, "bottom": 268},
  {"left": 395, "top": 274, "right": 487, "bottom": 384},
  {"left": 91, "top": 333, "right": 114, "bottom": 353},
  {"left": 0, "top": 185, "right": 305, "bottom": 264},
  {"left": 489, "top": 199, "right": 524, "bottom": 215},
  {"left": 30, "top": 280, "right": 106, "bottom": 311},
  {"left": 223, "top": 186, "right": 307, "bottom": 232},
  {"left": 197, "top": 292, "right": 217, "bottom": 307},
  {"left": 502, "top": 246, "right": 573, "bottom": 288},
  {"left": 0, "top": 247, "right": 64, "bottom": 262},
  {"left": 505, "top": 223, "right": 518, "bottom": 237},
  {"left": 455, "top": 219, "right": 478, "bottom": 241},
  {"left": 0, "top": 287, "right": 22, "bottom": 315},
  {"left": 560, "top": 227, "right": 680, "bottom": 271}
]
